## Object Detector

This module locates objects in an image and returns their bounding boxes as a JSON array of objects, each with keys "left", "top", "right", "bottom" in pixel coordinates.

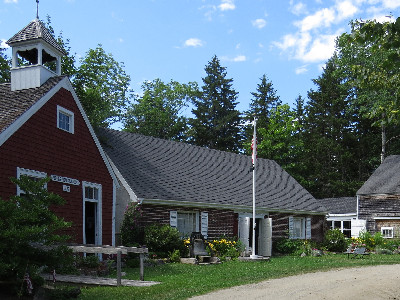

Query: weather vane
[{"left": 36, "top": 0, "right": 39, "bottom": 19}]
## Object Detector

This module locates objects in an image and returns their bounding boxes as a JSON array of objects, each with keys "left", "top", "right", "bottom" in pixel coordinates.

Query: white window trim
[
  {"left": 381, "top": 227, "right": 394, "bottom": 239},
  {"left": 289, "top": 216, "right": 306, "bottom": 239},
  {"left": 82, "top": 181, "right": 102, "bottom": 246},
  {"left": 57, "top": 105, "right": 74, "bottom": 134},
  {"left": 16, "top": 167, "right": 47, "bottom": 195},
  {"left": 170, "top": 210, "right": 200, "bottom": 237}
]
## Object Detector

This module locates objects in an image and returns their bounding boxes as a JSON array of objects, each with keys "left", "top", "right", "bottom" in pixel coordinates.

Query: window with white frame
[
  {"left": 327, "top": 219, "right": 352, "bottom": 238},
  {"left": 170, "top": 211, "right": 204, "bottom": 237},
  {"left": 57, "top": 105, "right": 74, "bottom": 134},
  {"left": 289, "top": 217, "right": 305, "bottom": 239},
  {"left": 381, "top": 227, "right": 394, "bottom": 238},
  {"left": 16, "top": 167, "right": 47, "bottom": 196}
]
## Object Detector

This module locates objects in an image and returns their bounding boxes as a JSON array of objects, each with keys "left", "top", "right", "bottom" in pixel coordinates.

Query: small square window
[
  {"left": 381, "top": 227, "right": 394, "bottom": 238},
  {"left": 57, "top": 105, "right": 74, "bottom": 134}
]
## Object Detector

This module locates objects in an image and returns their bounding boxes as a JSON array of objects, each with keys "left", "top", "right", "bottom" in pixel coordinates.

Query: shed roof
[
  {"left": 98, "top": 128, "right": 327, "bottom": 214},
  {"left": 357, "top": 155, "right": 400, "bottom": 196},
  {"left": 319, "top": 197, "right": 357, "bottom": 214},
  {"left": 7, "top": 18, "right": 66, "bottom": 54}
]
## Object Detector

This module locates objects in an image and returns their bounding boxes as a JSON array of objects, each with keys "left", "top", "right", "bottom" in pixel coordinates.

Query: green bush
[
  {"left": 144, "top": 224, "right": 186, "bottom": 258},
  {"left": 120, "top": 203, "right": 145, "bottom": 246},
  {"left": 324, "top": 229, "right": 348, "bottom": 252},
  {"left": 0, "top": 176, "right": 71, "bottom": 296},
  {"left": 274, "top": 238, "right": 305, "bottom": 255}
]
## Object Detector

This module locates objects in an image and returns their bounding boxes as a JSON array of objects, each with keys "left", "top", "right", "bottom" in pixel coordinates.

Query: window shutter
[
  {"left": 201, "top": 212, "right": 208, "bottom": 239},
  {"left": 288, "top": 216, "right": 294, "bottom": 239},
  {"left": 306, "top": 217, "right": 312, "bottom": 239},
  {"left": 170, "top": 211, "right": 178, "bottom": 228}
]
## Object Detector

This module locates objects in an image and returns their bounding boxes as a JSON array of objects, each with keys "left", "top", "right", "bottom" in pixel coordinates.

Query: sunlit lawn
[{"left": 78, "top": 254, "right": 400, "bottom": 300}]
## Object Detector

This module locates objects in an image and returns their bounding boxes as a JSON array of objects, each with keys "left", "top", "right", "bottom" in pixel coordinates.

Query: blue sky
[{"left": 1, "top": 0, "right": 400, "bottom": 115}]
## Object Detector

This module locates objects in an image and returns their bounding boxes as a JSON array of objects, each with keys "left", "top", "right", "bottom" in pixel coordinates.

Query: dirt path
[{"left": 190, "top": 264, "right": 400, "bottom": 300}]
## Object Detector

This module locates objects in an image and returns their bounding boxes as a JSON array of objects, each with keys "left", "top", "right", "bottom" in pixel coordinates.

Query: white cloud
[
  {"left": 221, "top": 55, "right": 247, "bottom": 62},
  {"left": 295, "top": 8, "right": 336, "bottom": 32},
  {"left": 4, "top": 0, "right": 18, "bottom": 3},
  {"left": 336, "top": 1, "right": 359, "bottom": 21},
  {"left": 382, "top": 0, "right": 400, "bottom": 10},
  {"left": 299, "top": 33, "right": 337, "bottom": 62},
  {"left": 199, "top": 4, "right": 217, "bottom": 21},
  {"left": 219, "top": 0, "right": 235, "bottom": 11},
  {"left": 233, "top": 55, "right": 246, "bottom": 62},
  {"left": 290, "top": 1, "right": 308, "bottom": 16},
  {"left": 295, "top": 65, "right": 308, "bottom": 74},
  {"left": 184, "top": 38, "right": 204, "bottom": 48},
  {"left": 1, "top": 39, "right": 9, "bottom": 48},
  {"left": 252, "top": 18, "right": 267, "bottom": 29}
]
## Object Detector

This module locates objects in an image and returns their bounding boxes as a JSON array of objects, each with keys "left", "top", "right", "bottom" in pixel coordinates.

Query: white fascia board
[
  {"left": 0, "top": 80, "right": 61, "bottom": 147},
  {"left": 0, "top": 77, "right": 120, "bottom": 188},
  {"left": 60, "top": 78, "right": 120, "bottom": 188},
  {"left": 140, "top": 198, "right": 326, "bottom": 215},
  {"left": 107, "top": 156, "right": 138, "bottom": 203},
  {"left": 328, "top": 213, "right": 357, "bottom": 217},
  {"left": 374, "top": 217, "right": 400, "bottom": 220}
]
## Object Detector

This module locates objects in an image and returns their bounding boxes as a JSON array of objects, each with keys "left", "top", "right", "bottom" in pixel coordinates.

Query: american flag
[
  {"left": 24, "top": 273, "right": 33, "bottom": 294},
  {"left": 251, "top": 119, "right": 257, "bottom": 168}
]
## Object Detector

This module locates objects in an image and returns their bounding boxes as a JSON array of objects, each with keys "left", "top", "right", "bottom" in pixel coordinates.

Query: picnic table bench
[{"left": 67, "top": 244, "right": 148, "bottom": 285}]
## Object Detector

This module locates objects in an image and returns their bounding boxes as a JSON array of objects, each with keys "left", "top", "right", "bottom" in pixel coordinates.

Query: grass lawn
[{"left": 78, "top": 254, "right": 400, "bottom": 300}]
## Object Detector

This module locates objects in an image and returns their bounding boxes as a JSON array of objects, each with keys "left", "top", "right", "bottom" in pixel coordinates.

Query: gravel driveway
[{"left": 190, "top": 264, "right": 400, "bottom": 300}]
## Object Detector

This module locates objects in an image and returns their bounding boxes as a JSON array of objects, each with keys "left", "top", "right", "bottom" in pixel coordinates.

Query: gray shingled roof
[
  {"left": 357, "top": 155, "right": 400, "bottom": 195},
  {"left": 98, "top": 128, "right": 326, "bottom": 213},
  {"left": 7, "top": 19, "right": 66, "bottom": 54},
  {"left": 319, "top": 197, "right": 357, "bottom": 214},
  {"left": 0, "top": 76, "right": 65, "bottom": 133}
]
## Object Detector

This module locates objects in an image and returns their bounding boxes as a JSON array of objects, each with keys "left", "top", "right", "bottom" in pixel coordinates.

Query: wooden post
[
  {"left": 117, "top": 250, "right": 122, "bottom": 287},
  {"left": 139, "top": 253, "right": 144, "bottom": 281}
]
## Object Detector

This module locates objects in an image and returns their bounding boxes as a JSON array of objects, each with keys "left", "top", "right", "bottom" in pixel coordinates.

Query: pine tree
[
  {"left": 243, "top": 74, "right": 281, "bottom": 154},
  {"left": 302, "top": 56, "right": 358, "bottom": 198},
  {"left": 189, "top": 56, "right": 241, "bottom": 152}
]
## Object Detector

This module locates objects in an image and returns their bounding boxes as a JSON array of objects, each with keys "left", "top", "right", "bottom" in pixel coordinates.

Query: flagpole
[{"left": 250, "top": 117, "right": 258, "bottom": 259}]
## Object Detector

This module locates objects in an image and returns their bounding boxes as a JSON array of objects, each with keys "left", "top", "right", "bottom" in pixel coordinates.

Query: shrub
[
  {"left": 144, "top": 224, "right": 186, "bottom": 258},
  {"left": 169, "top": 249, "right": 181, "bottom": 263},
  {"left": 120, "top": 203, "right": 145, "bottom": 246},
  {"left": 324, "top": 229, "right": 348, "bottom": 252},
  {"left": 274, "top": 238, "right": 304, "bottom": 255},
  {"left": 0, "top": 176, "right": 71, "bottom": 296}
]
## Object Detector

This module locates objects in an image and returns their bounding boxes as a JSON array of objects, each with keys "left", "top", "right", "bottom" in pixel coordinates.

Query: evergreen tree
[
  {"left": 302, "top": 56, "right": 359, "bottom": 198},
  {"left": 243, "top": 74, "right": 281, "bottom": 152},
  {"left": 189, "top": 56, "right": 241, "bottom": 152}
]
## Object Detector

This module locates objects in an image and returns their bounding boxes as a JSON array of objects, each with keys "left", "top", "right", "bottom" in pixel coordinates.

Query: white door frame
[{"left": 82, "top": 181, "right": 102, "bottom": 246}]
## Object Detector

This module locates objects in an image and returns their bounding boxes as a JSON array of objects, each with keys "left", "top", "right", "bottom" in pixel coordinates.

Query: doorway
[{"left": 85, "top": 201, "right": 97, "bottom": 245}]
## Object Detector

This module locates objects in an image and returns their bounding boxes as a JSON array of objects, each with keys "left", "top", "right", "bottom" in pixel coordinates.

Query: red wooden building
[{"left": 0, "top": 19, "right": 118, "bottom": 246}]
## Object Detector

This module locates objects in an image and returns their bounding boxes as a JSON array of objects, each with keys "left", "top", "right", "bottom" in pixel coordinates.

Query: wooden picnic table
[{"left": 67, "top": 244, "right": 148, "bottom": 285}]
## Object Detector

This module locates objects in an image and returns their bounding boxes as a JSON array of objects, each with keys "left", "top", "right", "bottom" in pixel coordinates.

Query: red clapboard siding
[{"left": 0, "top": 87, "right": 114, "bottom": 245}]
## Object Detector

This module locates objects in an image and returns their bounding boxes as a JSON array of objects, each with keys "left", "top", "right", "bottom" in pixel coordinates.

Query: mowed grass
[{"left": 78, "top": 254, "right": 400, "bottom": 300}]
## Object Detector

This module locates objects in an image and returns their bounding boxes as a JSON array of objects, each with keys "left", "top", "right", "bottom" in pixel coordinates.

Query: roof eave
[{"left": 139, "top": 198, "right": 327, "bottom": 215}]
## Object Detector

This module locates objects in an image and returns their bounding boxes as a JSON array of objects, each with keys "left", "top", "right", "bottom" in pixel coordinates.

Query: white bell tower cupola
[{"left": 6, "top": 18, "right": 65, "bottom": 91}]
